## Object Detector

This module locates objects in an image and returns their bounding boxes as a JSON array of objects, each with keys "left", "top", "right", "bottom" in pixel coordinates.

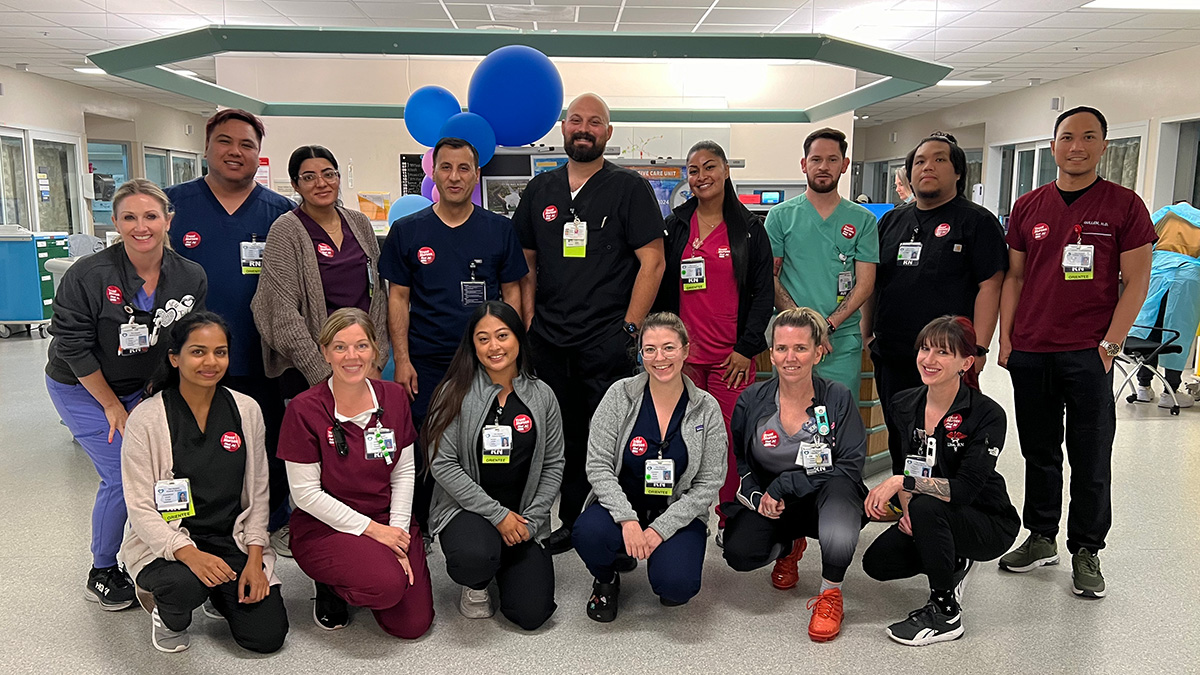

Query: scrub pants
[
  {"left": 225, "top": 374, "right": 290, "bottom": 532},
  {"left": 862, "top": 495, "right": 1018, "bottom": 589},
  {"left": 686, "top": 362, "right": 750, "bottom": 528},
  {"left": 410, "top": 353, "right": 453, "bottom": 533},
  {"left": 439, "top": 512, "right": 557, "bottom": 630},
  {"left": 1007, "top": 348, "right": 1115, "bottom": 554},
  {"left": 870, "top": 344, "right": 926, "bottom": 476},
  {"left": 289, "top": 512, "right": 433, "bottom": 639},
  {"left": 815, "top": 331, "right": 863, "bottom": 395},
  {"left": 529, "top": 328, "right": 637, "bottom": 529},
  {"left": 46, "top": 375, "right": 142, "bottom": 569},
  {"left": 722, "top": 474, "right": 865, "bottom": 582},
  {"left": 572, "top": 503, "right": 708, "bottom": 605},
  {"left": 136, "top": 537, "right": 288, "bottom": 653}
]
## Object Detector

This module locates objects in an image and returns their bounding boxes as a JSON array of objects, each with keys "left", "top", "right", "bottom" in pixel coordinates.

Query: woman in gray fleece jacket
[
  {"left": 572, "top": 312, "right": 728, "bottom": 622},
  {"left": 425, "top": 301, "right": 564, "bottom": 630}
]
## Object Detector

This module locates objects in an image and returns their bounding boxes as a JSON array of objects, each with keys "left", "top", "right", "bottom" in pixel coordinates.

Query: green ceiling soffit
[{"left": 88, "top": 26, "right": 951, "bottom": 124}]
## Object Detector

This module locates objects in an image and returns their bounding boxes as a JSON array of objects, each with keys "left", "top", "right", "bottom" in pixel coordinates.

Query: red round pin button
[
  {"left": 317, "top": 242, "right": 335, "bottom": 258},
  {"left": 761, "top": 429, "right": 780, "bottom": 448},
  {"left": 841, "top": 223, "right": 856, "bottom": 239},
  {"left": 183, "top": 231, "right": 201, "bottom": 248},
  {"left": 514, "top": 414, "right": 533, "bottom": 433},
  {"left": 543, "top": 205, "right": 558, "bottom": 222},
  {"left": 417, "top": 246, "right": 436, "bottom": 264},
  {"left": 1033, "top": 223, "right": 1050, "bottom": 240},
  {"left": 630, "top": 436, "right": 648, "bottom": 456},
  {"left": 105, "top": 286, "right": 123, "bottom": 304},
  {"left": 220, "top": 431, "right": 242, "bottom": 452},
  {"left": 935, "top": 223, "right": 951, "bottom": 237},
  {"left": 944, "top": 414, "right": 963, "bottom": 431}
]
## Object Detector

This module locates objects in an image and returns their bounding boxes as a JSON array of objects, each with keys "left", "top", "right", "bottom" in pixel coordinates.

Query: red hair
[{"left": 915, "top": 315, "right": 980, "bottom": 390}]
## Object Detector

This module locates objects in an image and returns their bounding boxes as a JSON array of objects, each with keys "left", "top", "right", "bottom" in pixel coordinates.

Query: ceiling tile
[
  {"left": 1116, "top": 41, "right": 1199, "bottom": 55},
  {"left": 619, "top": 7, "right": 706, "bottom": 24},
  {"left": 960, "top": 40, "right": 1048, "bottom": 53},
  {"left": 0, "top": 11, "right": 58, "bottom": 25},
  {"left": 265, "top": 1, "right": 364, "bottom": 18},
  {"left": 946, "top": 11, "right": 1050, "bottom": 29},
  {"left": 454, "top": 19, "right": 535, "bottom": 29},
  {"left": 996, "top": 27, "right": 1096, "bottom": 42},
  {"left": 578, "top": 6, "right": 619, "bottom": 23},
  {"left": 696, "top": 23, "right": 777, "bottom": 34},
  {"left": 90, "top": 0, "right": 192, "bottom": 14},
  {"left": 121, "top": 13, "right": 212, "bottom": 29},
  {"left": 359, "top": 17, "right": 448, "bottom": 27},
  {"left": 931, "top": 26, "right": 1016, "bottom": 41},
  {"left": 444, "top": 3, "right": 490, "bottom": 21},
  {"left": 1113, "top": 13, "right": 1200, "bottom": 30},
  {"left": 210, "top": 15, "right": 291, "bottom": 25},
  {"left": 32, "top": 12, "right": 141, "bottom": 27},
  {"left": 704, "top": 7, "right": 797, "bottom": 25},
  {"left": 1027, "top": 11, "right": 1137, "bottom": 28},
  {"left": 1084, "top": 28, "right": 1174, "bottom": 42},
  {"left": 3, "top": 0, "right": 100, "bottom": 11},
  {"left": 617, "top": 22, "right": 693, "bottom": 32},
  {"left": 188, "top": 0, "right": 282, "bottom": 17},
  {"left": 352, "top": 1, "right": 448, "bottom": 20},
  {"left": 979, "top": 0, "right": 1088, "bottom": 10},
  {"left": 6, "top": 24, "right": 96, "bottom": 39},
  {"left": 538, "top": 21, "right": 617, "bottom": 32}
]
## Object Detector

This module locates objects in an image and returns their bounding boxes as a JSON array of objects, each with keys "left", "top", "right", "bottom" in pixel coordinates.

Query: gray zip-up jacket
[
  {"left": 584, "top": 372, "right": 728, "bottom": 540},
  {"left": 428, "top": 368, "right": 565, "bottom": 542}
]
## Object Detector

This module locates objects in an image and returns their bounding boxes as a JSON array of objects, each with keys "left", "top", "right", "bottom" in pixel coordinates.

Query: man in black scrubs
[
  {"left": 869, "top": 132, "right": 1008, "bottom": 475},
  {"left": 514, "top": 93, "right": 667, "bottom": 553}
]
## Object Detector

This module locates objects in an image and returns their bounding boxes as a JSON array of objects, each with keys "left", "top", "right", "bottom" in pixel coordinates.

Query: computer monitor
[{"left": 759, "top": 191, "right": 781, "bottom": 205}]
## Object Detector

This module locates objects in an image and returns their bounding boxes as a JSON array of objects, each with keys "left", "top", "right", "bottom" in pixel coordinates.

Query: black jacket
[
  {"left": 731, "top": 376, "right": 868, "bottom": 509},
  {"left": 654, "top": 197, "right": 774, "bottom": 359},
  {"left": 887, "top": 382, "right": 1019, "bottom": 523},
  {"left": 46, "top": 243, "right": 208, "bottom": 397}
]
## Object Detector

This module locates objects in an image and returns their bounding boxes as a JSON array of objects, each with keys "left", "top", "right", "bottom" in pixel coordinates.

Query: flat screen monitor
[{"left": 759, "top": 191, "right": 781, "bottom": 205}]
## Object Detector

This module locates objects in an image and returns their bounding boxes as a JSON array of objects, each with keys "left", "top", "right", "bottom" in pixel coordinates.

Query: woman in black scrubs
[
  {"left": 119, "top": 311, "right": 287, "bottom": 654},
  {"left": 424, "top": 301, "right": 564, "bottom": 629}
]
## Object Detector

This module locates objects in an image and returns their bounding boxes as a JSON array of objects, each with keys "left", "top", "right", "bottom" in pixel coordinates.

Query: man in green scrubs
[{"left": 766, "top": 127, "right": 879, "bottom": 391}]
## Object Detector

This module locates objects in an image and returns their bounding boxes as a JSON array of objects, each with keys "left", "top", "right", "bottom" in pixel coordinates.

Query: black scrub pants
[
  {"left": 136, "top": 537, "right": 288, "bottom": 653},
  {"left": 411, "top": 353, "right": 454, "bottom": 534},
  {"left": 870, "top": 343, "right": 926, "bottom": 476},
  {"left": 722, "top": 474, "right": 866, "bottom": 583},
  {"left": 439, "top": 512, "right": 557, "bottom": 630},
  {"left": 225, "top": 374, "right": 289, "bottom": 530},
  {"left": 863, "top": 495, "right": 1018, "bottom": 589},
  {"left": 528, "top": 327, "right": 636, "bottom": 529},
  {"left": 1006, "top": 348, "right": 1115, "bottom": 553}
]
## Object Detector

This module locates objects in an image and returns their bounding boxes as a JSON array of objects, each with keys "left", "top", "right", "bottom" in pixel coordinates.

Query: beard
[
  {"left": 916, "top": 185, "right": 945, "bottom": 201},
  {"left": 565, "top": 132, "right": 606, "bottom": 163},
  {"left": 806, "top": 173, "right": 839, "bottom": 194}
]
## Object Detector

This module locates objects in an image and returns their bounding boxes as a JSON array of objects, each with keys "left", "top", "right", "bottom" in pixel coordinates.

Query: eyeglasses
[
  {"left": 331, "top": 421, "right": 348, "bottom": 457},
  {"left": 297, "top": 169, "right": 340, "bottom": 185},
  {"left": 640, "top": 344, "right": 681, "bottom": 359}
]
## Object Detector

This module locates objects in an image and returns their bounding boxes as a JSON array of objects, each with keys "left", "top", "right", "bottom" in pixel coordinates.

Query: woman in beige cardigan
[
  {"left": 119, "top": 311, "right": 287, "bottom": 654},
  {"left": 252, "top": 145, "right": 389, "bottom": 400}
]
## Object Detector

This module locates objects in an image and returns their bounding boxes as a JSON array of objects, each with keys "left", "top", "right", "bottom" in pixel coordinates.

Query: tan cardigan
[
  {"left": 252, "top": 206, "right": 390, "bottom": 384},
  {"left": 117, "top": 389, "right": 280, "bottom": 586}
]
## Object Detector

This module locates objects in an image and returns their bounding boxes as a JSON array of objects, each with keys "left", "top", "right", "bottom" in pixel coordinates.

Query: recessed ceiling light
[
  {"left": 1083, "top": 0, "right": 1200, "bottom": 9},
  {"left": 937, "top": 79, "right": 990, "bottom": 87},
  {"left": 73, "top": 67, "right": 106, "bottom": 75}
]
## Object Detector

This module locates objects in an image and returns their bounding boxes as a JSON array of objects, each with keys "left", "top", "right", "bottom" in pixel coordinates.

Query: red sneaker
[
  {"left": 807, "top": 588, "right": 844, "bottom": 642},
  {"left": 770, "top": 538, "right": 807, "bottom": 590}
]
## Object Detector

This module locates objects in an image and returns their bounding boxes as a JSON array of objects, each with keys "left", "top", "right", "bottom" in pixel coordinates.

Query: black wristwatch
[
  {"left": 902, "top": 475, "right": 916, "bottom": 491},
  {"left": 976, "top": 345, "right": 989, "bottom": 356},
  {"left": 623, "top": 322, "right": 639, "bottom": 338},
  {"left": 826, "top": 320, "right": 837, "bottom": 335}
]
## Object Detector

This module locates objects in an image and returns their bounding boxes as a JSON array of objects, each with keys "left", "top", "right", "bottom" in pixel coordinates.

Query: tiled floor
[{"left": 2, "top": 331, "right": 1197, "bottom": 674}]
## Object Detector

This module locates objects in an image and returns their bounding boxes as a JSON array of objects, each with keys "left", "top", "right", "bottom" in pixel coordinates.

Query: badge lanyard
[
  {"left": 904, "top": 428, "right": 937, "bottom": 477},
  {"left": 482, "top": 398, "right": 514, "bottom": 464},
  {"left": 836, "top": 253, "right": 852, "bottom": 302},
  {"left": 1063, "top": 224, "right": 1095, "bottom": 281},
  {"left": 798, "top": 405, "right": 835, "bottom": 475},
  {"left": 117, "top": 304, "right": 156, "bottom": 356},
  {"left": 897, "top": 218, "right": 924, "bottom": 268},
  {"left": 327, "top": 380, "right": 391, "bottom": 463}
]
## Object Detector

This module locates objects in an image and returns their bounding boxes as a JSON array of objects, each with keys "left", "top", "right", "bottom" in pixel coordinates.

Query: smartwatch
[
  {"left": 826, "top": 320, "right": 837, "bottom": 335},
  {"left": 976, "top": 345, "right": 989, "bottom": 357},
  {"left": 623, "top": 322, "right": 639, "bottom": 338},
  {"left": 902, "top": 475, "right": 916, "bottom": 491}
]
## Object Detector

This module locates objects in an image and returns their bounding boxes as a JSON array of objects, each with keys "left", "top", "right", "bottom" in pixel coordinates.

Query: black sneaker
[
  {"left": 586, "top": 575, "right": 620, "bottom": 623},
  {"left": 85, "top": 565, "right": 134, "bottom": 611},
  {"left": 659, "top": 596, "right": 686, "bottom": 607},
  {"left": 952, "top": 559, "right": 974, "bottom": 608},
  {"left": 886, "top": 602, "right": 964, "bottom": 646},
  {"left": 313, "top": 581, "right": 350, "bottom": 630},
  {"left": 544, "top": 526, "right": 574, "bottom": 555},
  {"left": 613, "top": 553, "right": 638, "bottom": 574}
]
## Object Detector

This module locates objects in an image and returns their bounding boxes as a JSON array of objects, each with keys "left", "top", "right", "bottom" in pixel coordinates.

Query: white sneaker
[
  {"left": 1134, "top": 385, "right": 1153, "bottom": 403},
  {"left": 458, "top": 586, "right": 495, "bottom": 619},
  {"left": 1159, "top": 390, "right": 1195, "bottom": 408},
  {"left": 270, "top": 525, "right": 293, "bottom": 558}
]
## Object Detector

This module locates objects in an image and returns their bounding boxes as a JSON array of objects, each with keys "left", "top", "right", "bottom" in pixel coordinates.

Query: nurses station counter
[{"left": 0, "top": 226, "right": 68, "bottom": 338}]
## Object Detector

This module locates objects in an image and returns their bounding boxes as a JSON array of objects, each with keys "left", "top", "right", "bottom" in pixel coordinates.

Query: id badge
[
  {"left": 155, "top": 478, "right": 195, "bottom": 522},
  {"left": 482, "top": 425, "right": 513, "bottom": 464},
  {"left": 797, "top": 441, "right": 833, "bottom": 475},
  {"left": 118, "top": 322, "right": 150, "bottom": 356},
  {"left": 461, "top": 280, "right": 487, "bottom": 306},
  {"left": 1062, "top": 244, "right": 1095, "bottom": 280},
  {"left": 240, "top": 241, "right": 265, "bottom": 275},
  {"left": 836, "top": 270, "right": 853, "bottom": 303},
  {"left": 366, "top": 428, "right": 397, "bottom": 464},
  {"left": 897, "top": 242, "right": 922, "bottom": 267},
  {"left": 563, "top": 220, "right": 587, "bottom": 258},
  {"left": 681, "top": 257, "right": 706, "bottom": 292},
  {"left": 645, "top": 459, "right": 675, "bottom": 496},
  {"left": 903, "top": 456, "right": 932, "bottom": 478}
]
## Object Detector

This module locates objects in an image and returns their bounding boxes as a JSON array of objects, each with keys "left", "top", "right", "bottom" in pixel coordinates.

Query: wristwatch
[
  {"left": 826, "top": 320, "right": 837, "bottom": 335},
  {"left": 623, "top": 322, "right": 639, "bottom": 338},
  {"left": 976, "top": 345, "right": 989, "bottom": 357},
  {"left": 1099, "top": 340, "right": 1122, "bottom": 357},
  {"left": 902, "top": 476, "right": 916, "bottom": 491}
]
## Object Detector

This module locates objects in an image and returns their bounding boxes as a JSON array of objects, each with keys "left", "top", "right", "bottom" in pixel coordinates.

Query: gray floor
[{"left": 2, "top": 330, "right": 1198, "bottom": 675}]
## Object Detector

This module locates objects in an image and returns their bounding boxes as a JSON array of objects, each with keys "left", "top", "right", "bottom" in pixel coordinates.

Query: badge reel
[
  {"left": 563, "top": 216, "right": 587, "bottom": 258},
  {"left": 365, "top": 416, "right": 396, "bottom": 465},
  {"left": 645, "top": 457, "right": 675, "bottom": 496},
  {"left": 1063, "top": 226, "right": 1094, "bottom": 280},
  {"left": 482, "top": 424, "right": 513, "bottom": 464},
  {"left": 117, "top": 310, "right": 150, "bottom": 357},
  {"left": 155, "top": 478, "right": 195, "bottom": 522},
  {"left": 240, "top": 234, "right": 265, "bottom": 275},
  {"left": 461, "top": 258, "right": 487, "bottom": 307},
  {"left": 681, "top": 257, "right": 706, "bottom": 292}
]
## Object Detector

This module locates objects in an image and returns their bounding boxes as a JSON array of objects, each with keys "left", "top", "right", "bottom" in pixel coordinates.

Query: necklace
[{"left": 693, "top": 213, "right": 721, "bottom": 250}]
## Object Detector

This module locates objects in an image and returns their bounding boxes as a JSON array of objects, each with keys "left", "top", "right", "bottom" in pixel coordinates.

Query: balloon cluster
[{"left": 393, "top": 45, "right": 564, "bottom": 222}]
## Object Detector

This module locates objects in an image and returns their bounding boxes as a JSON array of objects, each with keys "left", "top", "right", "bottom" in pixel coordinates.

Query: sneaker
[
  {"left": 459, "top": 586, "right": 496, "bottom": 619},
  {"left": 85, "top": 565, "right": 135, "bottom": 611},
  {"left": 771, "top": 539, "right": 807, "bottom": 590},
  {"left": 613, "top": 553, "right": 638, "bottom": 574},
  {"left": 544, "top": 526, "right": 574, "bottom": 555},
  {"left": 659, "top": 595, "right": 687, "bottom": 607},
  {"left": 998, "top": 533, "right": 1059, "bottom": 573},
  {"left": 1159, "top": 390, "right": 1195, "bottom": 409},
  {"left": 714, "top": 527, "right": 724, "bottom": 549},
  {"left": 586, "top": 575, "right": 620, "bottom": 623},
  {"left": 886, "top": 602, "right": 964, "bottom": 647},
  {"left": 313, "top": 581, "right": 350, "bottom": 630},
  {"left": 270, "top": 525, "right": 293, "bottom": 558},
  {"left": 202, "top": 598, "right": 224, "bottom": 620},
  {"left": 806, "top": 588, "right": 844, "bottom": 642},
  {"left": 1071, "top": 549, "right": 1107, "bottom": 598},
  {"left": 422, "top": 531, "right": 434, "bottom": 557},
  {"left": 952, "top": 559, "right": 974, "bottom": 608},
  {"left": 151, "top": 607, "right": 190, "bottom": 653},
  {"left": 1134, "top": 385, "right": 1153, "bottom": 403}
]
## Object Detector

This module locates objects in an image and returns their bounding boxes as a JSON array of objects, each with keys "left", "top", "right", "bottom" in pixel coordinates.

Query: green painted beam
[{"left": 87, "top": 26, "right": 953, "bottom": 124}]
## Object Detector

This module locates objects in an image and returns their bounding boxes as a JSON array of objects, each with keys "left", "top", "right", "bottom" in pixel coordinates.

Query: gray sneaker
[
  {"left": 202, "top": 598, "right": 224, "bottom": 619},
  {"left": 458, "top": 586, "right": 495, "bottom": 619},
  {"left": 1071, "top": 549, "right": 1106, "bottom": 598},
  {"left": 151, "top": 607, "right": 190, "bottom": 653},
  {"left": 270, "top": 525, "right": 293, "bottom": 558},
  {"left": 998, "top": 533, "right": 1059, "bottom": 573}
]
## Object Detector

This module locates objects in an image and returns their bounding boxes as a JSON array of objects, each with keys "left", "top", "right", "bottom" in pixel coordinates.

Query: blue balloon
[
  {"left": 438, "top": 112, "right": 496, "bottom": 167},
  {"left": 404, "top": 86, "right": 461, "bottom": 147},
  {"left": 468, "top": 46, "right": 563, "bottom": 147},
  {"left": 388, "top": 194, "right": 432, "bottom": 225}
]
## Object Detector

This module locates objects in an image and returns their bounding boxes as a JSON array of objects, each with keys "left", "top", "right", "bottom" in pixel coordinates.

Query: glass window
[
  {"left": 1037, "top": 147, "right": 1056, "bottom": 188},
  {"left": 33, "top": 138, "right": 80, "bottom": 234},
  {"left": 0, "top": 135, "right": 30, "bottom": 226},
  {"left": 1097, "top": 137, "right": 1140, "bottom": 191},
  {"left": 144, "top": 149, "right": 169, "bottom": 187},
  {"left": 997, "top": 145, "right": 1015, "bottom": 218},
  {"left": 1016, "top": 149, "right": 1035, "bottom": 199},
  {"left": 964, "top": 150, "right": 982, "bottom": 200},
  {"left": 170, "top": 152, "right": 198, "bottom": 185},
  {"left": 87, "top": 141, "right": 129, "bottom": 239}
]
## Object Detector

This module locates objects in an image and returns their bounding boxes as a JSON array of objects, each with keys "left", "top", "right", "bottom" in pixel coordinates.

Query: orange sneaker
[
  {"left": 807, "top": 588, "right": 844, "bottom": 642},
  {"left": 770, "top": 538, "right": 807, "bottom": 590}
]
